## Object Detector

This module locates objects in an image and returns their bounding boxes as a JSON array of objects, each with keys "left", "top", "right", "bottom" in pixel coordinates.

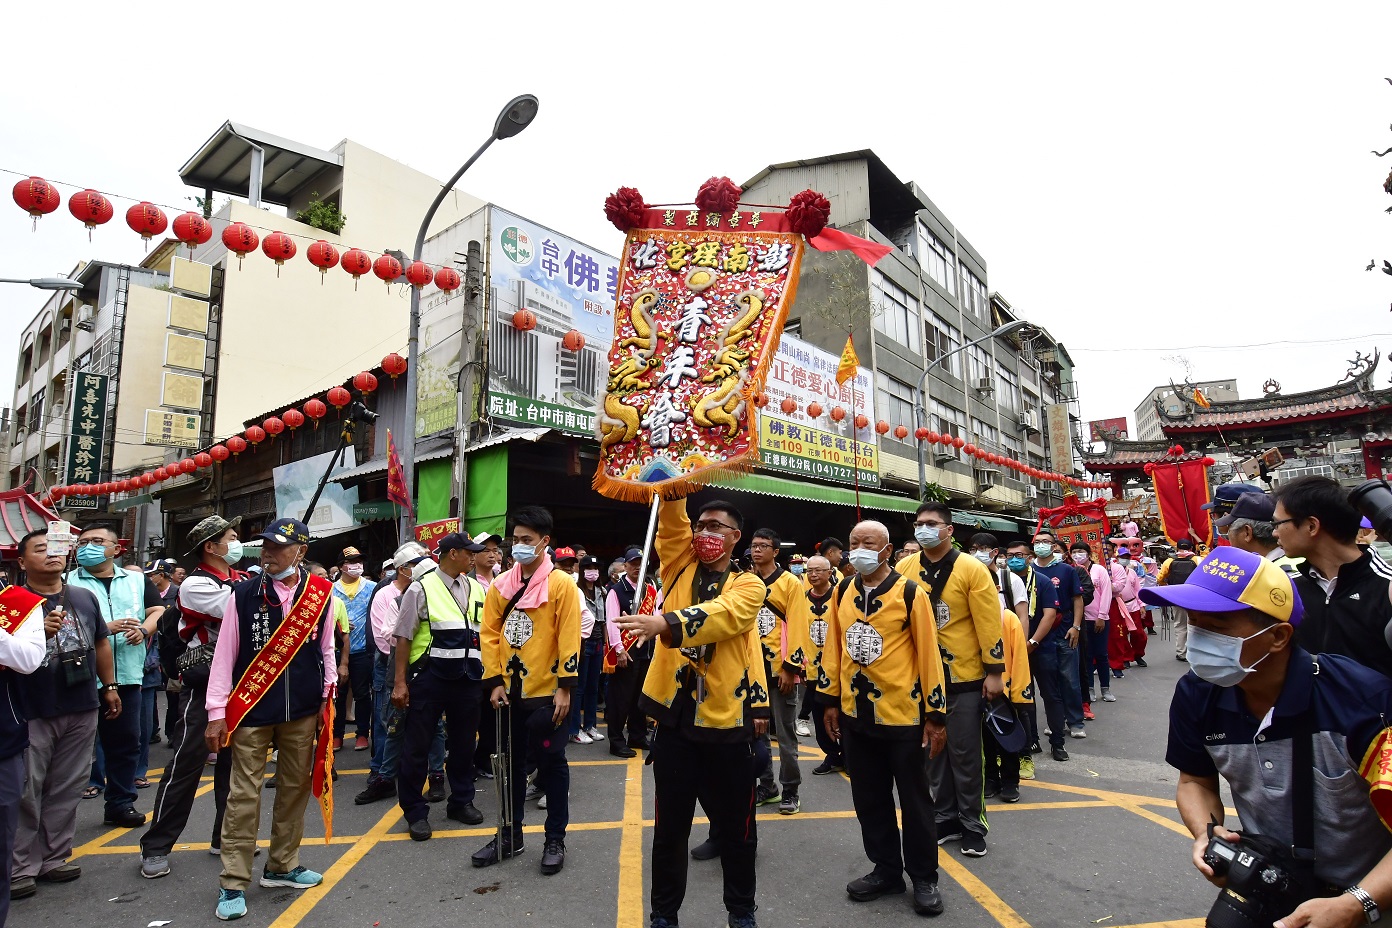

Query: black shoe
[
  {"left": 1135, "top": 657, "right": 1148, "bottom": 667},
  {"left": 960, "top": 831, "right": 987, "bottom": 857},
  {"left": 610, "top": 744, "right": 637, "bottom": 759},
  {"left": 10, "top": 876, "right": 36, "bottom": 899},
  {"left": 983, "top": 780, "right": 1000, "bottom": 799},
  {"left": 447, "top": 803, "right": 484, "bottom": 825},
  {"left": 104, "top": 806, "right": 146, "bottom": 828},
  {"left": 691, "top": 838, "right": 719, "bottom": 861},
  {"left": 846, "top": 870, "right": 906, "bottom": 901},
  {"left": 912, "top": 878, "right": 944, "bottom": 916},
  {"left": 472, "top": 833, "right": 524, "bottom": 867},
  {"left": 1052, "top": 746, "right": 1070, "bottom": 762},
  {"left": 728, "top": 913, "right": 757, "bottom": 928},
  {"left": 935, "top": 821, "right": 962, "bottom": 845},
  {"left": 426, "top": 773, "right": 446, "bottom": 803},
  {"left": 1028, "top": 742, "right": 1043, "bottom": 755},
  {"left": 540, "top": 837, "right": 566, "bottom": 875},
  {"left": 408, "top": 819, "right": 432, "bottom": 842},
  {"left": 1000, "top": 784, "right": 1020, "bottom": 803},
  {"left": 628, "top": 739, "right": 651, "bottom": 751},
  {"left": 354, "top": 776, "right": 396, "bottom": 805},
  {"left": 812, "top": 760, "right": 844, "bottom": 776},
  {"left": 754, "top": 784, "right": 780, "bottom": 806},
  {"left": 149, "top": 733, "right": 162, "bottom": 745}
]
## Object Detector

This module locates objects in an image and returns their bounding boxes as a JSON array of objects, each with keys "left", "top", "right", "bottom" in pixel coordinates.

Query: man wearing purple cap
[{"left": 1154, "top": 547, "right": 1392, "bottom": 927}]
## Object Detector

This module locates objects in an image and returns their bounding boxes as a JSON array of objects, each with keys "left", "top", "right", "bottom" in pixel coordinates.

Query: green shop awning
[
  {"left": 709, "top": 472, "right": 919, "bottom": 513},
  {"left": 950, "top": 510, "right": 1019, "bottom": 532}
]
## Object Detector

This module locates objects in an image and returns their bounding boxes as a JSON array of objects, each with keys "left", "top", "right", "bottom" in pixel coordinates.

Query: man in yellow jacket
[
  {"left": 614, "top": 498, "right": 768, "bottom": 928},
  {"left": 476, "top": 506, "right": 581, "bottom": 875},
  {"left": 750, "top": 527, "right": 812, "bottom": 814}
]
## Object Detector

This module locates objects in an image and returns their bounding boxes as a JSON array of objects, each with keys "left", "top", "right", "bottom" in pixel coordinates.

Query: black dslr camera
[
  {"left": 1202, "top": 830, "right": 1329, "bottom": 928},
  {"left": 1350, "top": 478, "right": 1392, "bottom": 542}
]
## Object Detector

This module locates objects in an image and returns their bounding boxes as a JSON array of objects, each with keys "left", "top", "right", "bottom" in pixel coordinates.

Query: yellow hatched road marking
[
  {"left": 616, "top": 753, "right": 646, "bottom": 928},
  {"left": 267, "top": 804, "right": 402, "bottom": 928},
  {"left": 938, "top": 853, "right": 1033, "bottom": 928}
]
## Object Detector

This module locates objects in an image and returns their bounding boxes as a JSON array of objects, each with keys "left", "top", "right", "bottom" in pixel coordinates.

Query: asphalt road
[{"left": 19, "top": 635, "right": 1217, "bottom": 928}]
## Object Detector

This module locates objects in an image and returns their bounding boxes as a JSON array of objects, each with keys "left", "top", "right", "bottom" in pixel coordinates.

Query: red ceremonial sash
[
  {"left": 224, "top": 574, "right": 333, "bottom": 736},
  {"left": 0, "top": 586, "right": 45, "bottom": 637},
  {"left": 312, "top": 697, "right": 335, "bottom": 842},
  {"left": 602, "top": 583, "right": 656, "bottom": 674}
]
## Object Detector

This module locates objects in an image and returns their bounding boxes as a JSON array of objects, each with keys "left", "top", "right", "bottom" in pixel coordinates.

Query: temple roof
[
  {"left": 1083, "top": 440, "right": 1206, "bottom": 470},
  {"left": 0, "top": 488, "right": 59, "bottom": 555}
]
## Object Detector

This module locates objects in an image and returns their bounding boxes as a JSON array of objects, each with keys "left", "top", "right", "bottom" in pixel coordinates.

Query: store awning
[
  {"left": 949, "top": 509, "right": 1020, "bottom": 532},
  {"left": 463, "top": 426, "right": 551, "bottom": 454},
  {"left": 328, "top": 445, "right": 452, "bottom": 485},
  {"left": 0, "top": 489, "right": 59, "bottom": 554},
  {"left": 710, "top": 472, "right": 919, "bottom": 513}
]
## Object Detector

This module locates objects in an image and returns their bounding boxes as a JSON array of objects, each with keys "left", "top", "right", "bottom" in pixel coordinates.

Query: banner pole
[{"left": 634, "top": 493, "right": 662, "bottom": 609}]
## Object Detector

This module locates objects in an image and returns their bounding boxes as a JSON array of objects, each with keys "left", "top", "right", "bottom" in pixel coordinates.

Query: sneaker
[
  {"left": 538, "top": 793, "right": 548, "bottom": 810},
  {"left": 846, "top": 870, "right": 906, "bottom": 901},
  {"left": 260, "top": 866, "right": 323, "bottom": 889},
  {"left": 332, "top": 737, "right": 343, "bottom": 751},
  {"left": 1102, "top": 690, "right": 1117, "bottom": 702},
  {"left": 1028, "top": 742, "right": 1043, "bottom": 755},
  {"left": 1043, "top": 726, "right": 1051, "bottom": 736},
  {"left": 1088, "top": 690, "right": 1099, "bottom": 704},
  {"left": 1052, "top": 745, "right": 1070, "bottom": 762},
  {"left": 426, "top": 772, "right": 446, "bottom": 803},
  {"left": 983, "top": 779, "right": 1000, "bottom": 799},
  {"left": 216, "top": 888, "right": 247, "bottom": 921},
  {"left": 779, "top": 790, "right": 800, "bottom": 815},
  {"left": 754, "top": 784, "right": 780, "bottom": 806},
  {"left": 1069, "top": 727, "right": 1087, "bottom": 739},
  {"left": 960, "top": 831, "right": 987, "bottom": 857},
  {"left": 911, "top": 878, "right": 944, "bottom": 916},
  {"left": 472, "top": 833, "right": 524, "bottom": 867},
  {"left": 795, "top": 719, "right": 812, "bottom": 737},
  {"left": 1083, "top": 705, "right": 1095, "bottom": 721},
  {"left": 1135, "top": 657, "right": 1148, "bottom": 667},
  {"left": 1176, "top": 654, "right": 1188, "bottom": 662},
  {"left": 540, "top": 837, "right": 566, "bottom": 875},
  {"left": 355, "top": 776, "right": 396, "bottom": 805},
  {"left": 728, "top": 913, "right": 758, "bottom": 928},
  {"left": 936, "top": 820, "right": 962, "bottom": 845},
  {"left": 354, "top": 734, "right": 369, "bottom": 751},
  {"left": 570, "top": 731, "right": 593, "bottom": 745},
  {"left": 812, "top": 760, "right": 844, "bottom": 776},
  {"left": 409, "top": 819, "right": 432, "bottom": 842},
  {"left": 524, "top": 783, "right": 543, "bottom": 802},
  {"left": 475, "top": 765, "right": 494, "bottom": 780},
  {"left": 141, "top": 855, "right": 170, "bottom": 879},
  {"left": 1000, "top": 784, "right": 1021, "bottom": 803},
  {"left": 10, "top": 876, "right": 36, "bottom": 899},
  {"left": 584, "top": 727, "right": 606, "bottom": 742},
  {"left": 1018, "top": 756, "right": 1036, "bottom": 780},
  {"left": 690, "top": 837, "right": 719, "bottom": 860},
  {"left": 1113, "top": 668, "right": 1125, "bottom": 677}
]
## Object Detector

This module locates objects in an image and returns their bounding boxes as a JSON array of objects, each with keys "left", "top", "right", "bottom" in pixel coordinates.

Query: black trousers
[
  {"left": 982, "top": 718, "right": 1019, "bottom": 789},
  {"left": 334, "top": 649, "right": 374, "bottom": 739},
  {"left": 813, "top": 702, "right": 842, "bottom": 765},
  {"left": 163, "top": 688, "right": 183, "bottom": 742},
  {"left": 651, "top": 729, "right": 757, "bottom": 921},
  {"left": 498, "top": 701, "right": 569, "bottom": 840},
  {"left": 140, "top": 684, "right": 232, "bottom": 857},
  {"left": 841, "top": 725, "right": 937, "bottom": 883},
  {"left": 605, "top": 658, "right": 650, "bottom": 746},
  {"left": 473, "top": 688, "right": 495, "bottom": 771},
  {"left": 397, "top": 669, "right": 480, "bottom": 824},
  {"left": 97, "top": 684, "right": 143, "bottom": 815}
]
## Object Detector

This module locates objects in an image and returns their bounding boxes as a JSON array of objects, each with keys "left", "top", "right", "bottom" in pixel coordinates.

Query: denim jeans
[
  {"left": 1053, "top": 638, "right": 1085, "bottom": 729},
  {"left": 570, "top": 641, "right": 602, "bottom": 735},
  {"left": 371, "top": 651, "right": 393, "bottom": 776}
]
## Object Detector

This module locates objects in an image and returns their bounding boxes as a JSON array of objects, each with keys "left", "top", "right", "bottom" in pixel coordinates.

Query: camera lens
[{"left": 1350, "top": 478, "right": 1392, "bottom": 541}]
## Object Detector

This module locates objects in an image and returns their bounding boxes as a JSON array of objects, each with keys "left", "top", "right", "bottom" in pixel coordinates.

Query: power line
[{"left": 1067, "top": 333, "right": 1392, "bottom": 353}]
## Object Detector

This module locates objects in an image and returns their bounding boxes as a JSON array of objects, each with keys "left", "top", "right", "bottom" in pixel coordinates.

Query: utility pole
[{"left": 452, "top": 239, "right": 484, "bottom": 522}]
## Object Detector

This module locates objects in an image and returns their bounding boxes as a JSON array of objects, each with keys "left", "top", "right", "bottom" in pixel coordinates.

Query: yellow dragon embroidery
[
  {"left": 607, "top": 289, "right": 661, "bottom": 394},
  {"left": 701, "top": 290, "right": 764, "bottom": 384},
  {"left": 599, "top": 392, "right": 641, "bottom": 452},
  {"left": 691, "top": 370, "right": 748, "bottom": 438}
]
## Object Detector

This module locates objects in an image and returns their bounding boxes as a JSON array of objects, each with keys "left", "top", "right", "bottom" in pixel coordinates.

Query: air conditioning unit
[
  {"left": 1025, "top": 485, "right": 1039, "bottom": 500},
  {"left": 58, "top": 318, "right": 71, "bottom": 337},
  {"left": 975, "top": 468, "right": 1003, "bottom": 488},
  {"left": 934, "top": 447, "right": 957, "bottom": 464},
  {"left": 974, "top": 377, "right": 994, "bottom": 396},
  {"left": 75, "top": 306, "right": 94, "bottom": 331},
  {"left": 1019, "top": 409, "right": 1040, "bottom": 432}
]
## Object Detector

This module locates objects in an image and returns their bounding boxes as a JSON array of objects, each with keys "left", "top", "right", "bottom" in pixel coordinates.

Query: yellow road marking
[
  {"left": 1022, "top": 781, "right": 1193, "bottom": 837},
  {"left": 70, "top": 778, "right": 219, "bottom": 861},
  {"left": 938, "top": 849, "right": 1032, "bottom": 927},
  {"left": 266, "top": 804, "right": 402, "bottom": 928},
  {"left": 1108, "top": 921, "right": 1204, "bottom": 928},
  {"left": 616, "top": 753, "right": 646, "bottom": 928}
]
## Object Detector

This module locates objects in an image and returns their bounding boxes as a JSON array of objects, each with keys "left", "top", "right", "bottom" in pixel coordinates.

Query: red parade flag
[
  {"left": 386, "top": 429, "right": 413, "bottom": 517},
  {"left": 1149, "top": 458, "right": 1216, "bottom": 550}
]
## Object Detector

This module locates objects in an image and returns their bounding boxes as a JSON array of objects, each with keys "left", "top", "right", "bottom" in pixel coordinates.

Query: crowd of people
[{"left": 0, "top": 471, "right": 1391, "bottom": 927}]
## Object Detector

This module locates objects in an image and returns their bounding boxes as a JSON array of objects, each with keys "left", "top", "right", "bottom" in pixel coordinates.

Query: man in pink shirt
[
  {"left": 1069, "top": 542, "right": 1115, "bottom": 704},
  {"left": 471, "top": 533, "right": 501, "bottom": 589},
  {"left": 202, "top": 518, "right": 336, "bottom": 922},
  {"left": 604, "top": 547, "right": 657, "bottom": 758}
]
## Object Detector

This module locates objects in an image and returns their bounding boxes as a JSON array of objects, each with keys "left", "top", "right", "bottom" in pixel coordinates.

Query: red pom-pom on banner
[
  {"left": 603, "top": 187, "right": 647, "bottom": 233},
  {"left": 694, "top": 176, "right": 741, "bottom": 213},
  {"left": 786, "top": 189, "right": 831, "bottom": 238}
]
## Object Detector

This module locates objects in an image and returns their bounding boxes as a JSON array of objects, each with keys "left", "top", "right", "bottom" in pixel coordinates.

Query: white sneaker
[
  {"left": 1069, "top": 727, "right": 1087, "bottom": 739},
  {"left": 584, "top": 727, "right": 606, "bottom": 742},
  {"left": 795, "top": 719, "right": 812, "bottom": 737},
  {"left": 1101, "top": 691, "right": 1117, "bottom": 703},
  {"left": 570, "top": 731, "right": 593, "bottom": 745},
  {"left": 537, "top": 793, "right": 548, "bottom": 810}
]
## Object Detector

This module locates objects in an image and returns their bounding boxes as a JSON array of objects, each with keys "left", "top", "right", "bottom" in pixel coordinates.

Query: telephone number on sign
[
  {"left": 762, "top": 451, "right": 880, "bottom": 486},
  {"left": 760, "top": 437, "right": 874, "bottom": 469}
]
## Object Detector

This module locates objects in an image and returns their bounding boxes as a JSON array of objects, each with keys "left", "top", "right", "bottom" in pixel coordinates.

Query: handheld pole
[{"left": 633, "top": 493, "right": 662, "bottom": 611}]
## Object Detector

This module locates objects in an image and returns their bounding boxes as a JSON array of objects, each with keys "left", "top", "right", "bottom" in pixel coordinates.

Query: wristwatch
[
  {"left": 101, "top": 683, "right": 119, "bottom": 694},
  {"left": 1027, "top": 639, "right": 1038, "bottom": 647},
  {"left": 1347, "top": 885, "right": 1380, "bottom": 923}
]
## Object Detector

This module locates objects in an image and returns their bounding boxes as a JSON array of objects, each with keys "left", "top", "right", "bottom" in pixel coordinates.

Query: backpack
[
  {"left": 156, "top": 599, "right": 184, "bottom": 680},
  {"left": 1168, "top": 556, "right": 1199, "bottom": 585}
]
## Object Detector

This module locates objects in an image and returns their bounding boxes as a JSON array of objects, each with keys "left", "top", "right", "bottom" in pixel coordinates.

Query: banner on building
[
  {"left": 1146, "top": 456, "right": 1216, "bottom": 549},
  {"left": 63, "top": 372, "right": 109, "bottom": 510},
  {"left": 593, "top": 216, "right": 803, "bottom": 500},
  {"left": 1087, "top": 417, "right": 1129, "bottom": 442},
  {"left": 414, "top": 517, "right": 461, "bottom": 553},
  {"left": 1035, "top": 495, "right": 1112, "bottom": 564},
  {"left": 759, "top": 332, "right": 878, "bottom": 487},
  {"left": 1045, "top": 403, "right": 1073, "bottom": 475},
  {"left": 273, "top": 448, "right": 361, "bottom": 537}
]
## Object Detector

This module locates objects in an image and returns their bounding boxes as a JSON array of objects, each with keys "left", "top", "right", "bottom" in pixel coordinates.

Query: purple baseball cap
[{"left": 1139, "top": 546, "right": 1303, "bottom": 625}]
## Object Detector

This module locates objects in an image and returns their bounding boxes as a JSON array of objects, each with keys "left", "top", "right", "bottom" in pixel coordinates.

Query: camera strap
[{"left": 1291, "top": 707, "right": 1316, "bottom": 862}]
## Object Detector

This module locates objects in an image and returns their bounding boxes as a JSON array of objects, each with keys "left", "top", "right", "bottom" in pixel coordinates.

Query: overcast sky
[{"left": 3, "top": 3, "right": 1388, "bottom": 438}]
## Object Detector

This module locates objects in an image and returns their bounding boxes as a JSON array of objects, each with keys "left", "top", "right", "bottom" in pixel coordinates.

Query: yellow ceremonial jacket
[
  {"left": 896, "top": 550, "right": 1005, "bottom": 689},
  {"left": 640, "top": 499, "right": 770, "bottom": 741},
  {"left": 1000, "top": 610, "right": 1034, "bottom": 705},
  {"left": 481, "top": 568, "right": 582, "bottom": 708},
  {"left": 819, "top": 570, "right": 946, "bottom": 737},
  {"left": 757, "top": 567, "right": 813, "bottom": 678},
  {"left": 805, "top": 585, "right": 835, "bottom": 691}
]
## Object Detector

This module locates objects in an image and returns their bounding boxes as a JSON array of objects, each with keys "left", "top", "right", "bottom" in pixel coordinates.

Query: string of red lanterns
[{"left": 50, "top": 353, "right": 410, "bottom": 499}]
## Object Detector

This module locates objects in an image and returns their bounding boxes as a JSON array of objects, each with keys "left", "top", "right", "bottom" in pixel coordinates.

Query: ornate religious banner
[
  {"left": 0, "top": 586, "right": 46, "bottom": 637},
  {"left": 1035, "top": 493, "right": 1112, "bottom": 563},
  {"left": 1146, "top": 449, "right": 1216, "bottom": 549},
  {"left": 593, "top": 179, "right": 890, "bottom": 501}
]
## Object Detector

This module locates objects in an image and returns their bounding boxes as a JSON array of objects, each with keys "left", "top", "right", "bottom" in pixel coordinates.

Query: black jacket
[{"left": 1294, "top": 547, "right": 1392, "bottom": 679}]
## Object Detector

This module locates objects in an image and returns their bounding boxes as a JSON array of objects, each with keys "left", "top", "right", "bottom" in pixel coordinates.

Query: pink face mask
[
  {"left": 1071, "top": 552, "right": 1089, "bottom": 565},
  {"left": 692, "top": 533, "right": 726, "bottom": 563}
]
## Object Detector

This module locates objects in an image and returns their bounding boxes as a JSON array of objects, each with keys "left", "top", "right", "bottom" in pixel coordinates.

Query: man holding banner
[{"left": 203, "top": 518, "right": 336, "bottom": 922}]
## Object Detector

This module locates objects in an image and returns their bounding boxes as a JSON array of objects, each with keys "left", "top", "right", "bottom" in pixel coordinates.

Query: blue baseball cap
[
  {"left": 1139, "top": 547, "right": 1303, "bottom": 625},
  {"left": 257, "top": 518, "right": 312, "bottom": 546},
  {"left": 1201, "top": 483, "right": 1265, "bottom": 512}
]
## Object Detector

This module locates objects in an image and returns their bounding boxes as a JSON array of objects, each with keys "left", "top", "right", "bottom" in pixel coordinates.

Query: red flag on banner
[
  {"left": 386, "top": 428, "right": 412, "bottom": 517},
  {"left": 1146, "top": 457, "right": 1216, "bottom": 549}
]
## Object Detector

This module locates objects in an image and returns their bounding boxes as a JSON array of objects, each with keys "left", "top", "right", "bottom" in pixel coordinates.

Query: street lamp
[
  {"left": 399, "top": 94, "right": 539, "bottom": 539},
  {"left": 915, "top": 319, "right": 1033, "bottom": 502},
  {"left": 0, "top": 277, "right": 83, "bottom": 291}
]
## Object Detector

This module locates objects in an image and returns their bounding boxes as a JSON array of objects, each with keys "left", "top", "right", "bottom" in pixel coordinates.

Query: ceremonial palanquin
[
  {"left": 593, "top": 178, "right": 889, "bottom": 501},
  {"left": 1035, "top": 493, "right": 1112, "bottom": 564}
]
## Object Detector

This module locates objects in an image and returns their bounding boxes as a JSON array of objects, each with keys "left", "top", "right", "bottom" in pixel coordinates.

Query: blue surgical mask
[
  {"left": 790, "top": 564, "right": 805, "bottom": 576},
  {"left": 76, "top": 543, "right": 108, "bottom": 568},
  {"left": 914, "top": 525, "right": 941, "bottom": 547},
  {"left": 1033, "top": 543, "right": 1053, "bottom": 559},
  {"left": 1186, "top": 625, "right": 1274, "bottom": 687},
  {"left": 270, "top": 563, "right": 298, "bottom": 581},
  {"left": 1007, "top": 556, "right": 1028, "bottom": 572},
  {"left": 512, "top": 544, "right": 537, "bottom": 565},
  {"left": 848, "top": 547, "right": 885, "bottom": 576},
  {"left": 222, "top": 540, "right": 244, "bottom": 566}
]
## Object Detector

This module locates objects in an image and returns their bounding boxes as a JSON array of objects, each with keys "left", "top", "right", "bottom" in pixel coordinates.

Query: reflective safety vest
[{"left": 409, "top": 569, "right": 485, "bottom": 680}]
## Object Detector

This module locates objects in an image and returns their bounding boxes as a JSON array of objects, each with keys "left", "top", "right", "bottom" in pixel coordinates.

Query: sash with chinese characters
[
  {"left": 594, "top": 209, "right": 804, "bottom": 501},
  {"left": 602, "top": 582, "right": 657, "bottom": 674},
  {"left": 0, "top": 585, "right": 45, "bottom": 638},
  {"left": 312, "top": 697, "right": 335, "bottom": 842},
  {"left": 224, "top": 574, "right": 333, "bottom": 735}
]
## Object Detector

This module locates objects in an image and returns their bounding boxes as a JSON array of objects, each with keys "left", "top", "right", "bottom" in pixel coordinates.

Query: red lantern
[
  {"left": 263, "top": 416, "right": 285, "bottom": 438},
  {"left": 562, "top": 330, "right": 586, "bottom": 352},
  {"left": 925, "top": 430, "right": 940, "bottom": 444},
  {"left": 261, "top": 231, "right": 296, "bottom": 276},
  {"left": 806, "top": 402, "right": 824, "bottom": 419},
  {"left": 138, "top": 474, "right": 155, "bottom": 488},
  {"left": 405, "top": 260, "right": 433, "bottom": 289},
  {"left": 282, "top": 408, "right": 305, "bottom": 431},
  {"left": 222, "top": 221, "right": 259, "bottom": 269},
  {"left": 512, "top": 309, "right": 537, "bottom": 332},
  {"left": 307, "top": 240, "right": 340, "bottom": 282},
  {"left": 893, "top": 425, "right": 909, "bottom": 440},
  {"left": 373, "top": 254, "right": 403, "bottom": 286},
  {"left": 963, "top": 443, "right": 976, "bottom": 456},
  {"left": 244, "top": 426, "right": 266, "bottom": 447},
  {"left": 194, "top": 452, "right": 213, "bottom": 469},
  {"left": 68, "top": 189, "right": 113, "bottom": 239},
  {"left": 780, "top": 397, "right": 798, "bottom": 415},
  {"left": 172, "top": 212, "right": 212, "bottom": 255},
  {"left": 50, "top": 486, "right": 65, "bottom": 499},
  {"left": 753, "top": 392, "right": 769, "bottom": 408},
  {"left": 12, "top": 177, "right": 61, "bottom": 228},
  {"left": 854, "top": 414, "right": 869, "bottom": 430},
  {"left": 353, "top": 371, "right": 378, "bottom": 394},
  {"left": 434, "top": 266, "right": 461, "bottom": 295},
  {"left": 874, "top": 420, "right": 889, "bottom": 435},
  {"left": 327, "top": 386, "right": 351, "bottom": 412},
  {"left": 304, "top": 398, "right": 327, "bottom": 428},
  {"left": 209, "top": 444, "right": 230, "bottom": 463},
  {"left": 342, "top": 248, "right": 372, "bottom": 288},
  {"left": 382, "top": 353, "right": 407, "bottom": 379},
  {"left": 178, "top": 459, "right": 197, "bottom": 475},
  {"left": 830, "top": 406, "right": 846, "bottom": 422},
  {"left": 126, "top": 202, "right": 168, "bottom": 245},
  {"left": 154, "top": 467, "right": 169, "bottom": 481},
  {"left": 951, "top": 435, "right": 965, "bottom": 449}
]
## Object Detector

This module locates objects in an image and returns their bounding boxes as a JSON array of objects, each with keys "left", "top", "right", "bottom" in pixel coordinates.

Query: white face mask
[
  {"left": 914, "top": 525, "right": 942, "bottom": 547},
  {"left": 847, "top": 546, "right": 885, "bottom": 576},
  {"left": 1187, "top": 625, "right": 1274, "bottom": 687},
  {"left": 342, "top": 563, "right": 364, "bottom": 579},
  {"left": 972, "top": 550, "right": 992, "bottom": 564}
]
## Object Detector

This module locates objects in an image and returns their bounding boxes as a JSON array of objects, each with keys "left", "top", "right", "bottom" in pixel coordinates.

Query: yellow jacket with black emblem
[
  {"left": 640, "top": 499, "right": 770, "bottom": 742},
  {"left": 805, "top": 585, "right": 835, "bottom": 692},
  {"left": 817, "top": 571, "right": 947, "bottom": 738},
  {"left": 896, "top": 549, "right": 1005, "bottom": 690},
  {"left": 1000, "top": 610, "right": 1033, "bottom": 705},
  {"left": 757, "top": 567, "right": 813, "bottom": 678},
  {"left": 481, "top": 568, "right": 582, "bottom": 709}
]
